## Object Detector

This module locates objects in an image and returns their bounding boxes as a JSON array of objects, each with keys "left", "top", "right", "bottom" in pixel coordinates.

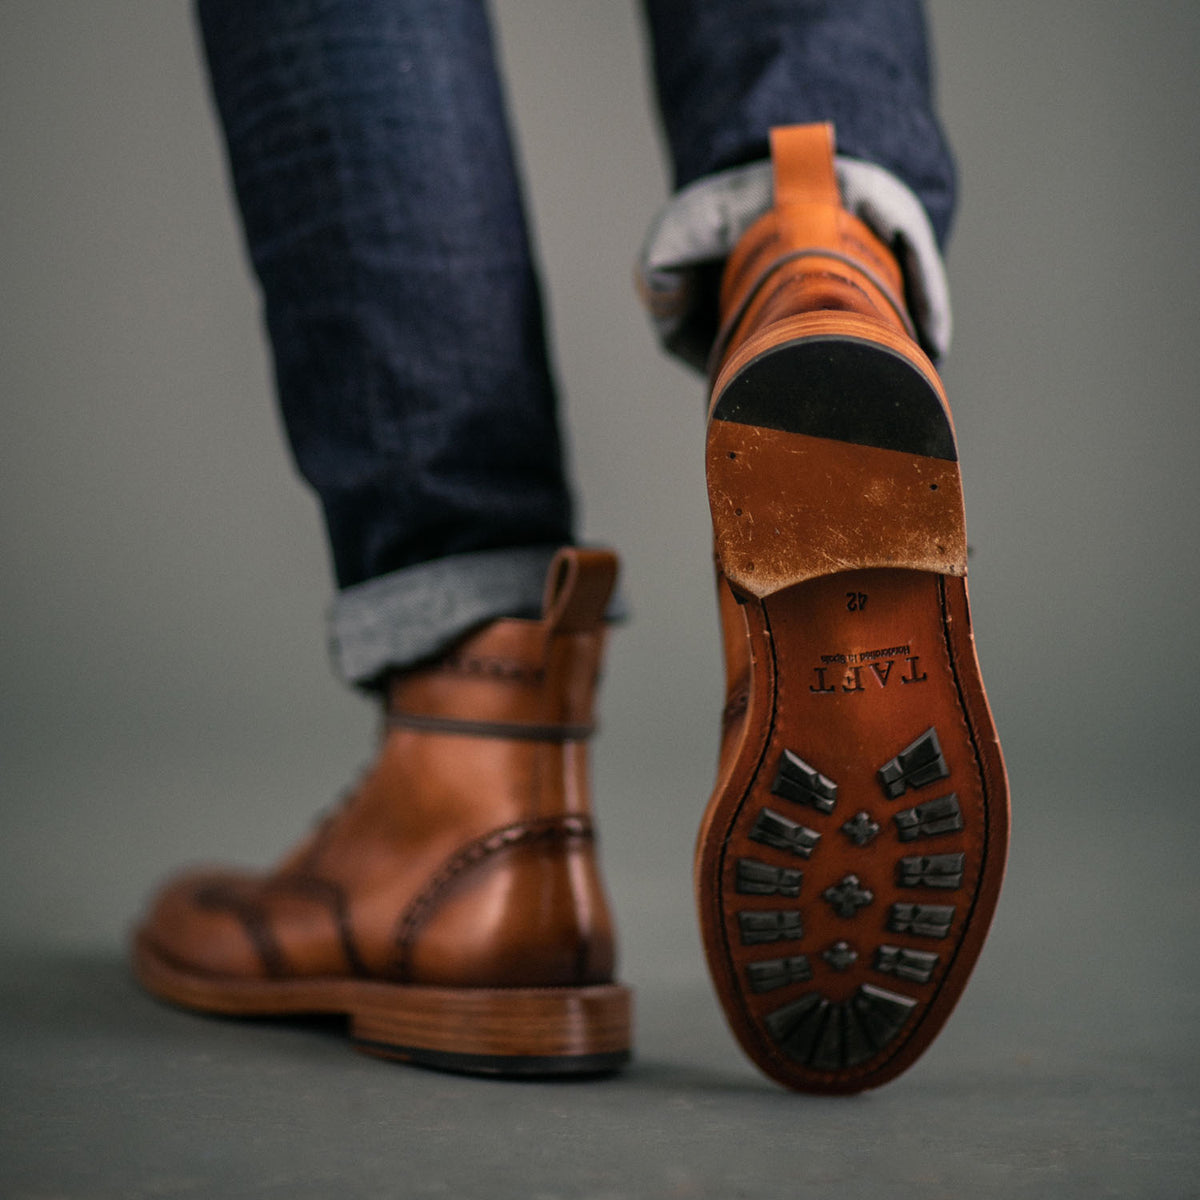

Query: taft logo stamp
[{"left": 809, "top": 644, "right": 928, "bottom": 694}]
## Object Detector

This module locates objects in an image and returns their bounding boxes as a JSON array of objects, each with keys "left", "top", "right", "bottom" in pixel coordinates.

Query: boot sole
[
  {"left": 701, "top": 314, "right": 1009, "bottom": 1093},
  {"left": 133, "top": 932, "right": 633, "bottom": 1078}
]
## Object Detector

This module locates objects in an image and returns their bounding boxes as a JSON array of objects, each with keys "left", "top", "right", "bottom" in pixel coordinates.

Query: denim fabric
[
  {"left": 642, "top": 0, "right": 957, "bottom": 246},
  {"left": 197, "top": 0, "right": 575, "bottom": 594},
  {"left": 330, "top": 544, "right": 557, "bottom": 685},
  {"left": 637, "top": 154, "right": 952, "bottom": 373},
  {"left": 197, "top": 0, "right": 957, "bottom": 686}
]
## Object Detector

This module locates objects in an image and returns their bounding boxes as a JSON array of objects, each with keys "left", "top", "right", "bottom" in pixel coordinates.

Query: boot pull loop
[
  {"left": 770, "top": 123, "right": 840, "bottom": 209},
  {"left": 542, "top": 547, "right": 619, "bottom": 635}
]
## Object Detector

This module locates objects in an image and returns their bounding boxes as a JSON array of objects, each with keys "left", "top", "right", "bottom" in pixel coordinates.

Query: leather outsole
[
  {"left": 133, "top": 932, "right": 633, "bottom": 1078},
  {"left": 701, "top": 322, "right": 1009, "bottom": 1093}
]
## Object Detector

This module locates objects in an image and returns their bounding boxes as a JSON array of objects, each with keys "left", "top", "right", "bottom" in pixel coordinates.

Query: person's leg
[
  {"left": 637, "top": 4, "right": 1008, "bottom": 1094},
  {"left": 197, "top": 0, "right": 574, "bottom": 684},
  {"left": 643, "top": 0, "right": 954, "bottom": 238},
  {"left": 133, "top": 2, "right": 631, "bottom": 1076},
  {"left": 637, "top": 0, "right": 955, "bottom": 371}
]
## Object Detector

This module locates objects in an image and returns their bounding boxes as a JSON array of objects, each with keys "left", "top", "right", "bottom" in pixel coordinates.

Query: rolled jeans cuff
[
  {"left": 637, "top": 156, "right": 952, "bottom": 373},
  {"left": 329, "top": 544, "right": 562, "bottom": 688}
]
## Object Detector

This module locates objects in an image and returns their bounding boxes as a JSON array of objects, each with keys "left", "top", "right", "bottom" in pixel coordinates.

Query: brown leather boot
[
  {"left": 133, "top": 547, "right": 632, "bottom": 1077},
  {"left": 698, "top": 124, "right": 1009, "bottom": 1093}
]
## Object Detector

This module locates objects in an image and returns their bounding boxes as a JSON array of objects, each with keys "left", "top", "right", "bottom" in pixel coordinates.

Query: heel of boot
[
  {"left": 349, "top": 982, "right": 633, "bottom": 1078},
  {"left": 707, "top": 315, "right": 968, "bottom": 598}
]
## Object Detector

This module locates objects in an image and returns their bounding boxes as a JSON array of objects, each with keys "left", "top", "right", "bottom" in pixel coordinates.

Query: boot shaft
[
  {"left": 138, "top": 548, "right": 623, "bottom": 993},
  {"left": 712, "top": 124, "right": 919, "bottom": 395}
]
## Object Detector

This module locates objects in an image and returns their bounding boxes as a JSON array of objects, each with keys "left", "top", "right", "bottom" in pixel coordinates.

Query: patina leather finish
[
  {"left": 699, "top": 124, "right": 1009, "bottom": 1093},
  {"left": 133, "top": 547, "right": 632, "bottom": 1076}
]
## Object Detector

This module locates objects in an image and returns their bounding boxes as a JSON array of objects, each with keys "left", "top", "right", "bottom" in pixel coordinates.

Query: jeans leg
[
  {"left": 196, "top": 0, "right": 574, "bottom": 597},
  {"left": 641, "top": 0, "right": 956, "bottom": 245}
]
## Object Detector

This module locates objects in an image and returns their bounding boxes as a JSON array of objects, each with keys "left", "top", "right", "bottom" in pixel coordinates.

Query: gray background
[{"left": 2, "top": 2, "right": 1198, "bottom": 1197}]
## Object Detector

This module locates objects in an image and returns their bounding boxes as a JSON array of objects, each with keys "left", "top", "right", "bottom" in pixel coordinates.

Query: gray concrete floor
[{"left": 3, "top": 781, "right": 1197, "bottom": 1199}]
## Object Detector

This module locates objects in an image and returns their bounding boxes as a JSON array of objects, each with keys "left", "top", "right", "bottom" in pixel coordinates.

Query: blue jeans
[{"left": 196, "top": 0, "right": 956, "bottom": 687}]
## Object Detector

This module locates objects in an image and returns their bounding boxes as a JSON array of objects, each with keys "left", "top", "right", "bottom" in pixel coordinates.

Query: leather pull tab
[
  {"left": 542, "top": 547, "right": 619, "bottom": 634},
  {"left": 770, "top": 123, "right": 840, "bottom": 209}
]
